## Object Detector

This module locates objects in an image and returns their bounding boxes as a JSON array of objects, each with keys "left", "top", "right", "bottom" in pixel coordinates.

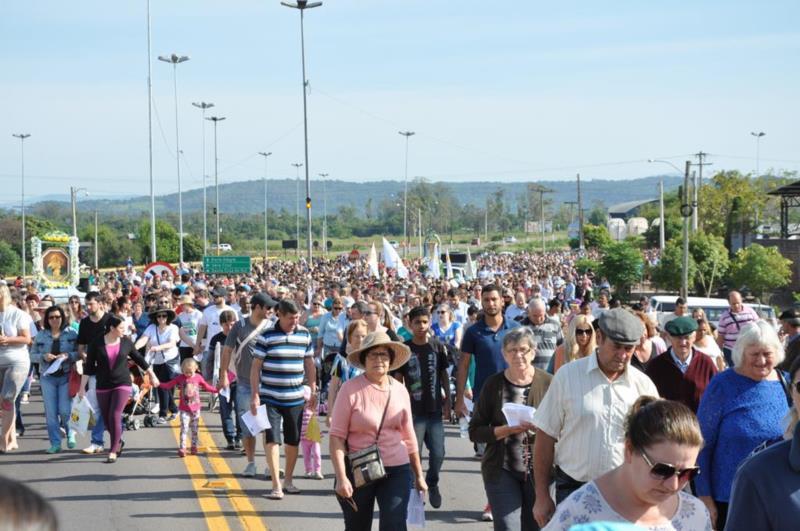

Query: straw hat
[
  {"left": 148, "top": 305, "right": 177, "bottom": 323},
  {"left": 347, "top": 330, "right": 411, "bottom": 371}
]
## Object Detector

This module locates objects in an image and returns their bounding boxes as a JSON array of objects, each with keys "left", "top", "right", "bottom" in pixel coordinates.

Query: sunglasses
[
  {"left": 333, "top": 306, "right": 343, "bottom": 310},
  {"left": 437, "top": 311, "right": 448, "bottom": 315},
  {"left": 575, "top": 328, "right": 592, "bottom": 336},
  {"left": 48, "top": 315, "right": 62, "bottom": 320},
  {"left": 640, "top": 450, "right": 700, "bottom": 482},
  {"left": 157, "top": 314, "right": 168, "bottom": 319}
]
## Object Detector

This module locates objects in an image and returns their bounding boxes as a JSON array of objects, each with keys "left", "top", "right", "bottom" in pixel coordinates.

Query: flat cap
[
  {"left": 780, "top": 308, "right": 800, "bottom": 326},
  {"left": 598, "top": 308, "right": 644, "bottom": 345},
  {"left": 664, "top": 316, "right": 698, "bottom": 337}
]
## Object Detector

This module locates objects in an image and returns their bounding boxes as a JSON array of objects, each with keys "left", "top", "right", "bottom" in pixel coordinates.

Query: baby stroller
[{"left": 123, "top": 363, "right": 159, "bottom": 430}]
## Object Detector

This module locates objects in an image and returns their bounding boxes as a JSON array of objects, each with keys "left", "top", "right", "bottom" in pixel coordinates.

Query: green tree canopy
[
  {"left": 599, "top": 241, "right": 644, "bottom": 296},
  {"left": 689, "top": 232, "right": 729, "bottom": 296},
  {"left": 729, "top": 243, "right": 792, "bottom": 302},
  {"left": 0, "top": 241, "right": 21, "bottom": 277},
  {"left": 651, "top": 240, "right": 696, "bottom": 293},
  {"left": 583, "top": 224, "right": 613, "bottom": 250}
]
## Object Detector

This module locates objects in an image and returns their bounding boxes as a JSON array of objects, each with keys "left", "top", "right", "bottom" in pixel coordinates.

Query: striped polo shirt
[
  {"left": 717, "top": 306, "right": 759, "bottom": 350},
  {"left": 252, "top": 322, "right": 313, "bottom": 407}
]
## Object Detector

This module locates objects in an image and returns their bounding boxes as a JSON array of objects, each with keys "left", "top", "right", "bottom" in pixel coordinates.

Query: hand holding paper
[
  {"left": 501, "top": 402, "right": 536, "bottom": 427},
  {"left": 241, "top": 404, "right": 271, "bottom": 434}
]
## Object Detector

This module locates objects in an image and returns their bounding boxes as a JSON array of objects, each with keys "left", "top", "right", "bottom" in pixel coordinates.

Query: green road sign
[{"left": 203, "top": 256, "right": 251, "bottom": 274}]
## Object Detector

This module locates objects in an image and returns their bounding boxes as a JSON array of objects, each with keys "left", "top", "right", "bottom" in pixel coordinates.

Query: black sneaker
[
  {"left": 226, "top": 441, "right": 236, "bottom": 451},
  {"left": 429, "top": 486, "right": 442, "bottom": 509},
  {"left": 234, "top": 439, "right": 242, "bottom": 450}
]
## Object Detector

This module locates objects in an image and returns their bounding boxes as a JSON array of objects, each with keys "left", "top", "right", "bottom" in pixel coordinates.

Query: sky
[{"left": 2, "top": 0, "right": 799, "bottom": 203}]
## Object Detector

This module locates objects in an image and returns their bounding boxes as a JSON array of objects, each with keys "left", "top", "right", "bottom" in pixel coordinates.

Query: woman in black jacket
[{"left": 80, "top": 315, "right": 159, "bottom": 463}]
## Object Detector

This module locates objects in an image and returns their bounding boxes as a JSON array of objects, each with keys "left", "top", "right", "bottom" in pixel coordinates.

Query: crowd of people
[{"left": 2, "top": 248, "right": 800, "bottom": 530}]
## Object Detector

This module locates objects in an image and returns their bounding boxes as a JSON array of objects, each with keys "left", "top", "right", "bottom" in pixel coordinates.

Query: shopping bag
[
  {"left": 305, "top": 413, "right": 322, "bottom": 443},
  {"left": 68, "top": 396, "right": 94, "bottom": 435},
  {"left": 68, "top": 366, "right": 83, "bottom": 398},
  {"left": 407, "top": 489, "right": 426, "bottom": 528}
]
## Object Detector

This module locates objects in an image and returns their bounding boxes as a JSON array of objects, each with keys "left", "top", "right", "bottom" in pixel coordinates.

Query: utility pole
[
  {"left": 577, "top": 173, "right": 585, "bottom": 250},
  {"left": 659, "top": 178, "right": 665, "bottom": 251},
  {"left": 399, "top": 131, "right": 415, "bottom": 257},
  {"left": 681, "top": 160, "right": 692, "bottom": 299},
  {"left": 205, "top": 116, "right": 225, "bottom": 255},
  {"left": 691, "top": 151, "right": 712, "bottom": 232},
  {"left": 319, "top": 173, "right": 329, "bottom": 256},
  {"left": 94, "top": 211, "right": 99, "bottom": 269},
  {"left": 70, "top": 187, "right": 88, "bottom": 238},
  {"left": 258, "top": 151, "right": 272, "bottom": 263},
  {"left": 192, "top": 101, "right": 214, "bottom": 256},
  {"left": 418, "top": 207, "right": 422, "bottom": 257},
  {"left": 12, "top": 133, "right": 30, "bottom": 277},
  {"left": 484, "top": 201, "right": 489, "bottom": 243},
  {"left": 292, "top": 163, "right": 303, "bottom": 257}
]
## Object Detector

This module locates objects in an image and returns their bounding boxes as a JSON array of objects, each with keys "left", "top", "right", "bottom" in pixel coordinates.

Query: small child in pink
[
  {"left": 300, "top": 385, "right": 323, "bottom": 479},
  {"left": 159, "top": 358, "right": 218, "bottom": 457}
]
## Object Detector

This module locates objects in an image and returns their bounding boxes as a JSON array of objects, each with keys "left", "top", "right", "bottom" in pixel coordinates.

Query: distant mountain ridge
[{"left": 26, "top": 175, "right": 682, "bottom": 217}]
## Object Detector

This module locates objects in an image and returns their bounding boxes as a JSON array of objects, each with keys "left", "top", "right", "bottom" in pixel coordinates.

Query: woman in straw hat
[
  {"left": 329, "top": 330, "right": 428, "bottom": 530},
  {"left": 135, "top": 305, "right": 181, "bottom": 424}
]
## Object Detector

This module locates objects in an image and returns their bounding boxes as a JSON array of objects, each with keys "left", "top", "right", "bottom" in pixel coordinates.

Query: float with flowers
[{"left": 31, "top": 232, "right": 80, "bottom": 288}]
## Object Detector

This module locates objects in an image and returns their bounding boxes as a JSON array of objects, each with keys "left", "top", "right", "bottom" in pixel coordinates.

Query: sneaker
[
  {"left": 178, "top": 448, "right": 187, "bottom": 458},
  {"left": 313, "top": 471, "right": 324, "bottom": 480},
  {"left": 20, "top": 393, "right": 30, "bottom": 405},
  {"left": 166, "top": 413, "right": 177, "bottom": 422},
  {"left": 82, "top": 444, "right": 104, "bottom": 454},
  {"left": 156, "top": 417, "right": 167, "bottom": 425},
  {"left": 226, "top": 441, "right": 236, "bottom": 451},
  {"left": 233, "top": 439, "right": 242, "bottom": 450},
  {"left": 242, "top": 462, "right": 257, "bottom": 477},
  {"left": 481, "top": 504, "right": 493, "bottom": 522},
  {"left": 59, "top": 427, "right": 67, "bottom": 438},
  {"left": 190, "top": 446, "right": 198, "bottom": 455},
  {"left": 46, "top": 445, "right": 62, "bottom": 454},
  {"left": 67, "top": 432, "right": 77, "bottom": 449},
  {"left": 429, "top": 486, "right": 442, "bottom": 509}
]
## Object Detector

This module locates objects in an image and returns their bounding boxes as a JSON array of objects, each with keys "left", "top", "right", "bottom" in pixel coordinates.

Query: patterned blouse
[{"left": 543, "top": 481, "right": 712, "bottom": 531}]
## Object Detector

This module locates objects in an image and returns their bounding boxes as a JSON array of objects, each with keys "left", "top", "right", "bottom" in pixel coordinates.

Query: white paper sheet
[
  {"left": 219, "top": 386, "right": 230, "bottom": 401},
  {"left": 407, "top": 489, "right": 426, "bottom": 528},
  {"left": 501, "top": 403, "right": 536, "bottom": 427},
  {"left": 43, "top": 357, "right": 65, "bottom": 376},
  {"left": 463, "top": 397, "right": 474, "bottom": 414},
  {"left": 240, "top": 404, "right": 271, "bottom": 434}
]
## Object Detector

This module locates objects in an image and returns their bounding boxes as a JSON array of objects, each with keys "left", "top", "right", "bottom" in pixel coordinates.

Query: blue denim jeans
[
  {"left": 413, "top": 412, "right": 445, "bottom": 488},
  {"left": 40, "top": 373, "right": 71, "bottom": 446},
  {"left": 338, "top": 463, "right": 412, "bottom": 531},
  {"left": 219, "top": 381, "right": 241, "bottom": 442},
  {"left": 483, "top": 468, "right": 538, "bottom": 531}
]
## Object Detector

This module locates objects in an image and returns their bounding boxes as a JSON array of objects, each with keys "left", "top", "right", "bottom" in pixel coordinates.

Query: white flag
[
  {"left": 429, "top": 245, "right": 441, "bottom": 279},
  {"left": 382, "top": 237, "right": 409, "bottom": 279},
  {"left": 445, "top": 247, "right": 454, "bottom": 280},
  {"left": 465, "top": 248, "right": 476, "bottom": 280},
  {"left": 367, "top": 243, "right": 380, "bottom": 278}
]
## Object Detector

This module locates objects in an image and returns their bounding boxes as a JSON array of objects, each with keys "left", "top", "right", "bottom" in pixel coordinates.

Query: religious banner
[{"left": 31, "top": 232, "right": 80, "bottom": 288}]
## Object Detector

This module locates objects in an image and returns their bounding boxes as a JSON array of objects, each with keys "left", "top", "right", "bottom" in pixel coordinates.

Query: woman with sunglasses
[
  {"left": 30, "top": 306, "right": 79, "bottom": 453},
  {"left": 545, "top": 397, "right": 711, "bottom": 530},
  {"left": 691, "top": 308, "right": 725, "bottom": 371},
  {"left": 695, "top": 321, "right": 789, "bottom": 530},
  {"left": 431, "top": 304, "right": 463, "bottom": 350},
  {"left": 301, "top": 298, "right": 326, "bottom": 356},
  {"left": 552, "top": 315, "right": 595, "bottom": 373},
  {"left": 134, "top": 305, "right": 181, "bottom": 424}
]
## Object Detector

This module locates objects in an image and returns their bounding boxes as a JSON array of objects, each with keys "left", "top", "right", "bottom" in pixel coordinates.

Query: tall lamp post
[
  {"left": 192, "top": 101, "right": 214, "bottom": 256},
  {"left": 70, "top": 186, "right": 89, "bottom": 238},
  {"left": 146, "top": 0, "right": 156, "bottom": 262},
  {"left": 12, "top": 133, "right": 31, "bottom": 276},
  {"left": 751, "top": 131, "right": 765, "bottom": 177},
  {"left": 258, "top": 151, "right": 273, "bottom": 262},
  {"left": 398, "top": 131, "right": 415, "bottom": 256},
  {"left": 282, "top": 0, "right": 322, "bottom": 266},
  {"left": 318, "top": 173, "right": 328, "bottom": 256},
  {"left": 158, "top": 53, "right": 190, "bottom": 266},
  {"left": 292, "top": 162, "right": 303, "bottom": 256},
  {"left": 206, "top": 116, "right": 225, "bottom": 255}
]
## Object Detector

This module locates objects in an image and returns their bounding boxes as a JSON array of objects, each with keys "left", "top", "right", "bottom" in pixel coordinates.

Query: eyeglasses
[
  {"left": 505, "top": 347, "right": 532, "bottom": 357},
  {"left": 312, "top": 302, "right": 321, "bottom": 306},
  {"left": 575, "top": 328, "right": 592, "bottom": 336},
  {"left": 362, "top": 311, "right": 375, "bottom": 316},
  {"left": 366, "top": 350, "right": 391, "bottom": 360},
  {"left": 157, "top": 314, "right": 168, "bottom": 319},
  {"left": 640, "top": 449, "right": 700, "bottom": 482},
  {"left": 333, "top": 306, "right": 343, "bottom": 310},
  {"left": 48, "top": 315, "right": 62, "bottom": 320}
]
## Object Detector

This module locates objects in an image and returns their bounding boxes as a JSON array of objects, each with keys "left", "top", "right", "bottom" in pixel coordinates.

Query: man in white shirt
[
  {"left": 504, "top": 291, "right": 527, "bottom": 322},
  {"left": 193, "top": 286, "right": 232, "bottom": 364},
  {"left": 531, "top": 308, "right": 658, "bottom": 528}
]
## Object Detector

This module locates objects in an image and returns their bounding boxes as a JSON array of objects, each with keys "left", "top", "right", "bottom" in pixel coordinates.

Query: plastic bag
[
  {"left": 68, "top": 396, "right": 94, "bottom": 435},
  {"left": 407, "top": 489, "right": 425, "bottom": 528},
  {"left": 305, "top": 414, "right": 322, "bottom": 443}
]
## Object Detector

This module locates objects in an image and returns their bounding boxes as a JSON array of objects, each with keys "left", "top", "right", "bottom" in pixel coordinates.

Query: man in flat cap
[
  {"left": 776, "top": 308, "right": 800, "bottom": 372},
  {"left": 532, "top": 308, "right": 658, "bottom": 528},
  {"left": 646, "top": 316, "right": 717, "bottom": 413}
]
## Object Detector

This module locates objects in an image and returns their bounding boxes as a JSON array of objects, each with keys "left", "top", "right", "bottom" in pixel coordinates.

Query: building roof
[
  {"left": 607, "top": 198, "right": 657, "bottom": 215},
  {"left": 768, "top": 180, "right": 800, "bottom": 197}
]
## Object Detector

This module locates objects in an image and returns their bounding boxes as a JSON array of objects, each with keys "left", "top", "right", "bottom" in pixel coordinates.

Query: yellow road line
[
  {"left": 171, "top": 419, "right": 231, "bottom": 531},
  {"left": 196, "top": 416, "right": 269, "bottom": 531}
]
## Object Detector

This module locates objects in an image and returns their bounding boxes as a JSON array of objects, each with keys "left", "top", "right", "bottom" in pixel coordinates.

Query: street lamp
[
  {"left": 282, "top": 0, "right": 322, "bottom": 266},
  {"left": 751, "top": 131, "right": 766, "bottom": 177},
  {"left": 70, "top": 187, "right": 89, "bottom": 238},
  {"left": 12, "top": 133, "right": 30, "bottom": 277},
  {"left": 192, "top": 101, "right": 214, "bottom": 256},
  {"left": 318, "top": 173, "right": 328, "bottom": 255},
  {"left": 158, "top": 53, "right": 190, "bottom": 267},
  {"left": 205, "top": 116, "right": 226, "bottom": 255},
  {"left": 146, "top": 0, "right": 156, "bottom": 263},
  {"left": 398, "top": 131, "right": 415, "bottom": 256},
  {"left": 258, "top": 152, "right": 273, "bottom": 262},
  {"left": 292, "top": 162, "right": 303, "bottom": 256}
]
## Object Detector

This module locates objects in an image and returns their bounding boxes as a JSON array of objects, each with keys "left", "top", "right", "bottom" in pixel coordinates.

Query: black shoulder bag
[{"left": 347, "top": 386, "right": 391, "bottom": 489}]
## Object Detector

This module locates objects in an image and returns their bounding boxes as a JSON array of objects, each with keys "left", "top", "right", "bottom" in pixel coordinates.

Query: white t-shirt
[
  {"left": 141, "top": 324, "right": 180, "bottom": 365},
  {"left": 199, "top": 304, "right": 231, "bottom": 350},
  {"left": 0, "top": 305, "right": 33, "bottom": 363},
  {"left": 176, "top": 308, "right": 203, "bottom": 348}
]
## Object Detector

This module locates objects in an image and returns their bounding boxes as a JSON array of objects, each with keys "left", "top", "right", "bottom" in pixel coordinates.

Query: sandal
[
  {"left": 283, "top": 483, "right": 301, "bottom": 494},
  {"left": 267, "top": 489, "right": 284, "bottom": 500},
  {"left": 106, "top": 453, "right": 118, "bottom": 463}
]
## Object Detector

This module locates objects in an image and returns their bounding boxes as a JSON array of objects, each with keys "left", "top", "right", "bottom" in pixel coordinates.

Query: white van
[
  {"left": 649, "top": 295, "right": 777, "bottom": 331},
  {"left": 211, "top": 243, "right": 233, "bottom": 252}
]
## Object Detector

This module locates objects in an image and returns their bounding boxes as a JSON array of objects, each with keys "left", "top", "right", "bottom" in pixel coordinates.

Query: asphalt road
[{"left": 4, "top": 384, "right": 494, "bottom": 531}]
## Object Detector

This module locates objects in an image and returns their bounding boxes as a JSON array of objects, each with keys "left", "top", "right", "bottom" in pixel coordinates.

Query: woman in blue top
[
  {"left": 30, "top": 305, "right": 79, "bottom": 453},
  {"left": 696, "top": 320, "right": 789, "bottom": 530},
  {"left": 431, "top": 305, "right": 462, "bottom": 349}
]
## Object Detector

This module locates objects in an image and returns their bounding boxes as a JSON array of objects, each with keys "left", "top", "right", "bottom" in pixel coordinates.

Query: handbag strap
[
  {"left": 777, "top": 369, "right": 793, "bottom": 408},
  {"left": 374, "top": 385, "right": 392, "bottom": 445}
]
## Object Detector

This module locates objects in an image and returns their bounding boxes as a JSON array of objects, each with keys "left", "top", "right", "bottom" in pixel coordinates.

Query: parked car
[
  {"left": 210, "top": 243, "right": 233, "bottom": 252},
  {"left": 649, "top": 295, "right": 778, "bottom": 331},
  {"left": 504, "top": 236, "right": 517, "bottom": 243},
  {"left": 42, "top": 287, "right": 86, "bottom": 305}
]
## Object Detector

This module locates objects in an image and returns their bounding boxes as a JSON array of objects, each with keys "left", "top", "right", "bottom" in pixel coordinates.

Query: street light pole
[
  {"left": 206, "top": 116, "right": 225, "bottom": 255},
  {"left": 12, "top": 133, "right": 31, "bottom": 277},
  {"left": 192, "top": 101, "right": 214, "bottom": 256},
  {"left": 319, "top": 173, "right": 329, "bottom": 256},
  {"left": 70, "top": 186, "right": 88, "bottom": 238},
  {"left": 282, "top": 0, "right": 322, "bottom": 266},
  {"left": 158, "top": 53, "right": 190, "bottom": 266},
  {"left": 681, "top": 160, "right": 692, "bottom": 299},
  {"left": 146, "top": 0, "right": 156, "bottom": 263},
  {"left": 398, "top": 131, "right": 415, "bottom": 256},
  {"left": 659, "top": 178, "right": 665, "bottom": 251},
  {"left": 292, "top": 163, "right": 303, "bottom": 256},
  {"left": 751, "top": 131, "right": 765, "bottom": 177},
  {"left": 258, "top": 152, "right": 273, "bottom": 263},
  {"left": 94, "top": 211, "right": 99, "bottom": 269}
]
